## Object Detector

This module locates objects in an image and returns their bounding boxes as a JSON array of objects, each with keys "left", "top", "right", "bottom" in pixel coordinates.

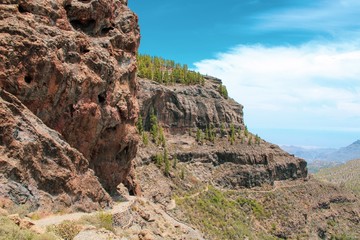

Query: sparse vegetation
[
  {"left": 229, "top": 123, "right": 235, "bottom": 145},
  {"left": 173, "top": 154, "right": 178, "bottom": 169},
  {"left": 175, "top": 186, "right": 272, "bottom": 239},
  {"left": 47, "top": 220, "right": 81, "bottom": 240},
  {"left": 255, "top": 134, "right": 261, "bottom": 145},
  {"left": 142, "top": 132, "right": 149, "bottom": 146},
  {"left": 315, "top": 159, "right": 360, "bottom": 195},
  {"left": 136, "top": 115, "right": 144, "bottom": 134},
  {"left": 0, "top": 216, "right": 57, "bottom": 240},
  {"left": 164, "top": 148, "right": 170, "bottom": 176},
  {"left": 218, "top": 84, "right": 228, "bottom": 99},
  {"left": 80, "top": 211, "right": 114, "bottom": 232},
  {"left": 154, "top": 153, "right": 163, "bottom": 167},
  {"left": 149, "top": 109, "right": 166, "bottom": 146}
]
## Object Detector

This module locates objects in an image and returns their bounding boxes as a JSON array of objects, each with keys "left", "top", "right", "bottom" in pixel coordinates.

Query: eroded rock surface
[
  {"left": 0, "top": 90, "right": 111, "bottom": 212},
  {"left": 0, "top": 0, "right": 140, "bottom": 194},
  {"left": 137, "top": 78, "right": 307, "bottom": 200},
  {"left": 138, "top": 77, "right": 244, "bottom": 133}
]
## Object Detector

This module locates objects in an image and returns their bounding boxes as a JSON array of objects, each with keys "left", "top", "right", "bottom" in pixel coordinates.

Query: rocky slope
[
  {"left": 0, "top": 90, "right": 111, "bottom": 212},
  {"left": 135, "top": 77, "right": 360, "bottom": 239},
  {"left": 0, "top": 0, "right": 140, "bottom": 198}
]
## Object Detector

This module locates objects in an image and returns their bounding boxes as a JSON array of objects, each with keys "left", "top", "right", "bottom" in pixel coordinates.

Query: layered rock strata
[
  {"left": 0, "top": 0, "right": 140, "bottom": 195},
  {"left": 136, "top": 78, "right": 307, "bottom": 198},
  {"left": 137, "top": 77, "right": 244, "bottom": 134}
]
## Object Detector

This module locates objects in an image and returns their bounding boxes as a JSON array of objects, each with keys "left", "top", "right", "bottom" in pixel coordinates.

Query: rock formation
[
  {"left": 138, "top": 77, "right": 244, "bottom": 133},
  {"left": 136, "top": 77, "right": 307, "bottom": 200},
  {"left": 0, "top": 0, "right": 140, "bottom": 195},
  {"left": 0, "top": 90, "right": 111, "bottom": 212}
]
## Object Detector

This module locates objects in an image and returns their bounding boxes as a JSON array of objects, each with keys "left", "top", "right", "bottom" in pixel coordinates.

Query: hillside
[
  {"left": 135, "top": 75, "right": 360, "bottom": 239},
  {"left": 315, "top": 159, "right": 360, "bottom": 195}
]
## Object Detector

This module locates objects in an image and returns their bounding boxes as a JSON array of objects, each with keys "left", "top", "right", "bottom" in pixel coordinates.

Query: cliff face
[
  {"left": 138, "top": 77, "right": 244, "bottom": 133},
  {"left": 0, "top": 90, "right": 111, "bottom": 212},
  {"left": 136, "top": 78, "right": 307, "bottom": 201},
  {"left": 0, "top": 0, "right": 140, "bottom": 194}
]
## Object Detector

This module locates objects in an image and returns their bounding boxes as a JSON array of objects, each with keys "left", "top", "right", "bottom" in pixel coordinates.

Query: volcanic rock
[
  {"left": 0, "top": 90, "right": 111, "bottom": 212},
  {"left": 0, "top": 0, "right": 140, "bottom": 194},
  {"left": 137, "top": 77, "right": 244, "bottom": 134}
]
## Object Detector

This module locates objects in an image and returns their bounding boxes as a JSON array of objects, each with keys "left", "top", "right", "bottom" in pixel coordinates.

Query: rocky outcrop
[
  {"left": 0, "top": 90, "right": 111, "bottom": 212},
  {"left": 137, "top": 78, "right": 244, "bottom": 134},
  {"left": 137, "top": 78, "right": 307, "bottom": 194},
  {"left": 0, "top": 0, "right": 140, "bottom": 194}
]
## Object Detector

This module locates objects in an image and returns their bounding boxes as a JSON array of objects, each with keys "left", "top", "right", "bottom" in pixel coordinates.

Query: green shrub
[
  {"left": 47, "top": 220, "right": 81, "bottom": 240},
  {"left": 80, "top": 212, "right": 114, "bottom": 232},
  {"left": 142, "top": 132, "right": 149, "bottom": 146}
]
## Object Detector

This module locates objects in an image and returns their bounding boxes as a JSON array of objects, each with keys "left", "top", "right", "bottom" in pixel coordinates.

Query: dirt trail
[{"left": 33, "top": 196, "right": 136, "bottom": 228}]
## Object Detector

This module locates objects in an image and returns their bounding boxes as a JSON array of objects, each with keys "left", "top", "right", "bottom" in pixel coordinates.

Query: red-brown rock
[
  {"left": 0, "top": 0, "right": 140, "bottom": 195},
  {"left": 0, "top": 90, "right": 111, "bottom": 212}
]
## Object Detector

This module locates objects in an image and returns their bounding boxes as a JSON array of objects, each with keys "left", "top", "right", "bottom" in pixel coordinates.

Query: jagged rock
[
  {"left": 0, "top": 90, "right": 111, "bottom": 211},
  {"left": 116, "top": 183, "right": 130, "bottom": 201},
  {"left": 137, "top": 78, "right": 244, "bottom": 133},
  {"left": 8, "top": 214, "right": 34, "bottom": 229},
  {"left": 0, "top": 0, "right": 140, "bottom": 194}
]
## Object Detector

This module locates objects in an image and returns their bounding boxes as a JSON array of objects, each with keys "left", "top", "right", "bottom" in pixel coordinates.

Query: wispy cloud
[
  {"left": 194, "top": 41, "right": 360, "bottom": 133},
  {"left": 253, "top": 0, "right": 360, "bottom": 35}
]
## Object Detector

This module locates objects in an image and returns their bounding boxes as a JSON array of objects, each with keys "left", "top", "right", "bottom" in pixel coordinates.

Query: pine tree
[
  {"left": 255, "top": 134, "right": 261, "bottom": 145},
  {"left": 244, "top": 125, "right": 249, "bottom": 137},
  {"left": 173, "top": 154, "right": 178, "bottom": 169},
  {"left": 229, "top": 123, "right": 235, "bottom": 144},
  {"left": 248, "top": 135, "right": 253, "bottom": 146},
  {"left": 136, "top": 115, "right": 144, "bottom": 134},
  {"left": 150, "top": 110, "right": 159, "bottom": 142},
  {"left": 220, "top": 123, "right": 226, "bottom": 138},
  {"left": 237, "top": 127, "right": 242, "bottom": 139},
  {"left": 164, "top": 149, "right": 170, "bottom": 176},
  {"left": 142, "top": 132, "right": 149, "bottom": 146}
]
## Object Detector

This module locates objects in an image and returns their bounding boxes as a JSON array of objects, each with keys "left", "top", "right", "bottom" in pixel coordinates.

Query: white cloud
[
  {"left": 254, "top": 0, "right": 360, "bottom": 34},
  {"left": 194, "top": 41, "right": 360, "bottom": 133}
]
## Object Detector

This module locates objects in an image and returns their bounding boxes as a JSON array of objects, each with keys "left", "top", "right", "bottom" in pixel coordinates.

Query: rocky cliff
[
  {"left": 138, "top": 77, "right": 244, "bottom": 133},
  {"left": 136, "top": 78, "right": 307, "bottom": 202},
  {"left": 0, "top": 90, "right": 111, "bottom": 212},
  {"left": 0, "top": 0, "right": 140, "bottom": 196}
]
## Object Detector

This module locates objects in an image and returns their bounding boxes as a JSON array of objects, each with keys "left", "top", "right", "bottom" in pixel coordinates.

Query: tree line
[{"left": 137, "top": 54, "right": 205, "bottom": 85}]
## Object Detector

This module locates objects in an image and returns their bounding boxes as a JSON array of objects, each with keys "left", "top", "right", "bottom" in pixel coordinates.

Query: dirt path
[
  {"left": 177, "top": 185, "right": 209, "bottom": 200},
  {"left": 33, "top": 196, "right": 136, "bottom": 228},
  {"left": 209, "top": 179, "right": 308, "bottom": 194}
]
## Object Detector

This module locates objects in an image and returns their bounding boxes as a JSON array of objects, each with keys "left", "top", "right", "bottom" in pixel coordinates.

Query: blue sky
[{"left": 129, "top": 0, "right": 360, "bottom": 148}]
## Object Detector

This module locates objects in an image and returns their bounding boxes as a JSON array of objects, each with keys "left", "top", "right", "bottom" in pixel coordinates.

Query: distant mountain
[
  {"left": 315, "top": 159, "right": 360, "bottom": 195},
  {"left": 282, "top": 140, "right": 360, "bottom": 173},
  {"left": 324, "top": 140, "right": 360, "bottom": 163},
  {"left": 280, "top": 145, "right": 336, "bottom": 162},
  {"left": 282, "top": 140, "right": 360, "bottom": 163}
]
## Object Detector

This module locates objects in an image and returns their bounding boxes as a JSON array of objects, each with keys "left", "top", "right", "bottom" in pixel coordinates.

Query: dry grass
[{"left": 315, "top": 159, "right": 360, "bottom": 195}]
